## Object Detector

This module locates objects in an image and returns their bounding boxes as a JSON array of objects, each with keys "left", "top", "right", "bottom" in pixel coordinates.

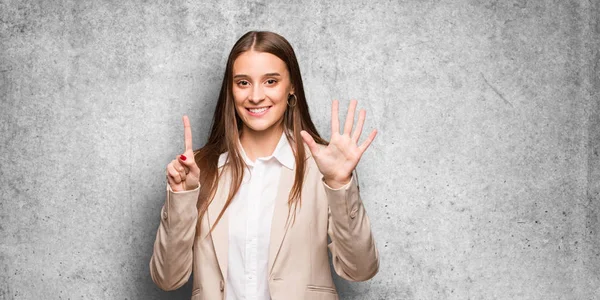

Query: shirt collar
[{"left": 217, "top": 130, "right": 295, "bottom": 170}]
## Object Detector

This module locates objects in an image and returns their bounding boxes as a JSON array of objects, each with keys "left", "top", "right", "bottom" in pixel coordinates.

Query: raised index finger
[{"left": 182, "top": 115, "right": 193, "bottom": 152}]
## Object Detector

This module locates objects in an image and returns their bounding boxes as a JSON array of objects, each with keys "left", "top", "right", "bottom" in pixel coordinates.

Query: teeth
[{"left": 249, "top": 107, "right": 268, "bottom": 113}]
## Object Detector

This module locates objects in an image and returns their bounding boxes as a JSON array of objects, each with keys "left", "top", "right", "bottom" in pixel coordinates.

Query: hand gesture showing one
[
  {"left": 300, "top": 99, "right": 377, "bottom": 189},
  {"left": 166, "top": 115, "right": 200, "bottom": 192}
]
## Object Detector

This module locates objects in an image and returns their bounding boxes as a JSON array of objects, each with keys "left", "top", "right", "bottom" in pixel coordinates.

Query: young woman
[{"left": 150, "top": 31, "right": 379, "bottom": 300}]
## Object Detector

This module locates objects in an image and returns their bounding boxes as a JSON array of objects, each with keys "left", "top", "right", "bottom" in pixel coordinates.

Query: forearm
[
  {"left": 324, "top": 171, "right": 379, "bottom": 281},
  {"left": 149, "top": 184, "right": 199, "bottom": 291}
]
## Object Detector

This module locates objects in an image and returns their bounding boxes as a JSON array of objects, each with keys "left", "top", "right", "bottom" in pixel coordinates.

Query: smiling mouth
[{"left": 246, "top": 106, "right": 271, "bottom": 115}]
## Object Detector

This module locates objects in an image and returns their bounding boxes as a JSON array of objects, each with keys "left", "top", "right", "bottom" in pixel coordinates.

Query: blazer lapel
[
  {"left": 207, "top": 167, "right": 231, "bottom": 281},
  {"left": 268, "top": 143, "right": 313, "bottom": 274},
  {"left": 268, "top": 164, "right": 295, "bottom": 274},
  {"left": 209, "top": 143, "right": 313, "bottom": 278}
]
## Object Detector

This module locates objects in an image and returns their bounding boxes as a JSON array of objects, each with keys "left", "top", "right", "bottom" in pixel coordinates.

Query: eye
[
  {"left": 266, "top": 79, "right": 277, "bottom": 85},
  {"left": 237, "top": 80, "right": 249, "bottom": 86}
]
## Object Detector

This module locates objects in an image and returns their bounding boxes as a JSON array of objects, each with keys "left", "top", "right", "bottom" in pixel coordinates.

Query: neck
[{"left": 239, "top": 122, "right": 285, "bottom": 162}]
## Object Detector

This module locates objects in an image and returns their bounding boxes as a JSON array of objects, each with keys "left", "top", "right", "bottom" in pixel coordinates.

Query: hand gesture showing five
[
  {"left": 166, "top": 115, "right": 200, "bottom": 192},
  {"left": 300, "top": 100, "right": 377, "bottom": 189}
]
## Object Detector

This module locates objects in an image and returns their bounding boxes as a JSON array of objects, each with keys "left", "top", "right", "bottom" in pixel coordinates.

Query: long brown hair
[{"left": 193, "top": 31, "right": 327, "bottom": 235}]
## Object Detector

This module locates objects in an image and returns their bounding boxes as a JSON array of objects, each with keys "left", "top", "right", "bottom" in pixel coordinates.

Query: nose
[{"left": 249, "top": 85, "right": 265, "bottom": 103}]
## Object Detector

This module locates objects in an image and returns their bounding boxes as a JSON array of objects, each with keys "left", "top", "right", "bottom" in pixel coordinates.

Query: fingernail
[{"left": 180, "top": 155, "right": 187, "bottom": 161}]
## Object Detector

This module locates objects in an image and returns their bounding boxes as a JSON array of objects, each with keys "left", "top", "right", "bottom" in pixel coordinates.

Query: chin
[
  {"left": 241, "top": 115, "right": 286, "bottom": 133},
  {"left": 239, "top": 113, "right": 285, "bottom": 133},
  {"left": 244, "top": 121, "right": 277, "bottom": 132}
]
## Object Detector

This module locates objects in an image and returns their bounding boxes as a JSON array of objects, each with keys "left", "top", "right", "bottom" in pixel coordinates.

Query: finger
[
  {"left": 343, "top": 99, "right": 357, "bottom": 136},
  {"left": 351, "top": 109, "right": 366, "bottom": 144},
  {"left": 174, "top": 158, "right": 188, "bottom": 181},
  {"left": 300, "top": 130, "right": 320, "bottom": 157},
  {"left": 358, "top": 129, "right": 377, "bottom": 154},
  {"left": 177, "top": 155, "right": 191, "bottom": 174},
  {"left": 183, "top": 115, "right": 193, "bottom": 152},
  {"left": 179, "top": 154, "right": 201, "bottom": 179},
  {"left": 167, "top": 168, "right": 182, "bottom": 184},
  {"left": 166, "top": 173, "right": 177, "bottom": 189},
  {"left": 167, "top": 163, "right": 182, "bottom": 183},
  {"left": 176, "top": 163, "right": 187, "bottom": 182},
  {"left": 178, "top": 153, "right": 196, "bottom": 173},
  {"left": 331, "top": 100, "right": 340, "bottom": 136}
]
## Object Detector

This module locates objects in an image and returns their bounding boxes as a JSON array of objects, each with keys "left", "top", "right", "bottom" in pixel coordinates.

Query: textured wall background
[{"left": 1, "top": 0, "right": 598, "bottom": 299}]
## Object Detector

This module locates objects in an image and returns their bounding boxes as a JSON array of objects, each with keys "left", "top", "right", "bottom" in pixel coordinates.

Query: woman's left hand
[{"left": 300, "top": 99, "right": 377, "bottom": 189}]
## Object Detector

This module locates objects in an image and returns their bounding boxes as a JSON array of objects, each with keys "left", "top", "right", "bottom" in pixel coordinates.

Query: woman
[{"left": 150, "top": 31, "right": 379, "bottom": 300}]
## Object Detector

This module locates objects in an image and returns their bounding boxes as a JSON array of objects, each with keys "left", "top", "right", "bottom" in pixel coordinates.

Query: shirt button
[
  {"left": 220, "top": 280, "right": 224, "bottom": 291},
  {"left": 162, "top": 209, "right": 168, "bottom": 220}
]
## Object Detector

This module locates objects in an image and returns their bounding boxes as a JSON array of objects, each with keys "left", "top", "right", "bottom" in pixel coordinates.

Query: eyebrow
[{"left": 233, "top": 72, "right": 282, "bottom": 79}]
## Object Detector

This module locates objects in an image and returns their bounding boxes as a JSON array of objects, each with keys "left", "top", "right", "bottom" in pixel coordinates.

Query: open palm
[{"left": 300, "top": 99, "right": 377, "bottom": 188}]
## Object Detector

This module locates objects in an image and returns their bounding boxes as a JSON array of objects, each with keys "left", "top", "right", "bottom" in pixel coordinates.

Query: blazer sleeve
[
  {"left": 324, "top": 169, "right": 380, "bottom": 281},
  {"left": 149, "top": 183, "right": 200, "bottom": 291}
]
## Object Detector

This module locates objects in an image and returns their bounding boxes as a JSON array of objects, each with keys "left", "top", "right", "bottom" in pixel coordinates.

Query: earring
[{"left": 287, "top": 94, "right": 297, "bottom": 107}]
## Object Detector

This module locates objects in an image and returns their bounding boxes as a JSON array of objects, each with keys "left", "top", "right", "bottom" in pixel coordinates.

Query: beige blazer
[{"left": 149, "top": 147, "right": 379, "bottom": 300}]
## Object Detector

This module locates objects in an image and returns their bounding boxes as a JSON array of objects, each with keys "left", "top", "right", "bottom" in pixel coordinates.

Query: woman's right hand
[{"left": 166, "top": 115, "right": 200, "bottom": 192}]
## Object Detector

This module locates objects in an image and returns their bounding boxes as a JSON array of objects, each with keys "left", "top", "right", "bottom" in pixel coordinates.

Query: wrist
[{"left": 323, "top": 175, "right": 352, "bottom": 189}]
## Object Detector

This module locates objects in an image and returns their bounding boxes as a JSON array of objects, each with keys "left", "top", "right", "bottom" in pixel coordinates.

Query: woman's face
[{"left": 232, "top": 50, "right": 294, "bottom": 135}]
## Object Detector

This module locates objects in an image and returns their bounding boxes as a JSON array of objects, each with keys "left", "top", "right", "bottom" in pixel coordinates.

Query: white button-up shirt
[{"left": 217, "top": 131, "right": 295, "bottom": 300}]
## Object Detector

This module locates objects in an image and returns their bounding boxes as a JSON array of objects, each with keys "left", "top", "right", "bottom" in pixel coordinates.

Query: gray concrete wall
[{"left": 1, "top": 0, "right": 598, "bottom": 299}]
